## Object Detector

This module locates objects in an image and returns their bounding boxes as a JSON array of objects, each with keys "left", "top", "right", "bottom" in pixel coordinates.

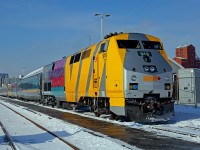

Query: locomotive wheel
[
  {"left": 51, "top": 98, "right": 56, "bottom": 108},
  {"left": 95, "top": 112, "right": 100, "bottom": 117}
]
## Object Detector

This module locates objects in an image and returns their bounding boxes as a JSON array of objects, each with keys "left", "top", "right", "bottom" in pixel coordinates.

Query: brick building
[{"left": 173, "top": 44, "right": 200, "bottom": 68}]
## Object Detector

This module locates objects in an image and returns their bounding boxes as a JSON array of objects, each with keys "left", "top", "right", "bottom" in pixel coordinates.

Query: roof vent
[{"left": 104, "top": 32, "right": 123, "bottom": 39}]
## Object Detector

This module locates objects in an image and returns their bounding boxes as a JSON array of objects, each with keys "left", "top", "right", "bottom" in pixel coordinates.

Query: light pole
[{"left": 94, "top": 13, "right": 110, "bottom": 40}]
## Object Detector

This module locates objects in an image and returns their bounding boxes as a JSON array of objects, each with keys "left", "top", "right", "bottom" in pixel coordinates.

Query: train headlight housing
[
  {"left": 150, "top": 66, "right": 156, "bottom": 72},
  {"left": 129, "top": 83, "right": 138, "bottom": 90},
  {"left": 144, "top": 66, "right": 149, "bottom": 72},
  {"left": 131, "top": 75, "right": 137, "bottom": 81},
  {"left": 165, "top": 83, "right": 171, "bottom": 90},
  {"left": 143, "top": 65, "right": 157, "bottom": 73}
]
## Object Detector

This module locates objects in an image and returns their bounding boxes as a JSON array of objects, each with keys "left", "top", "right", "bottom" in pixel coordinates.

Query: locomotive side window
[
  {"left": 142, "top": 41, "right": 163, "bottom": 50},
  {"left": 74, "top": 52, "right": 81, "bottom": 63},
  {"left": 99, "top": 40, "right": 109, "bottom": 53},
  {"left": 117, "top": 40, "right": 141, "bottom": 49},
  {"left": 100, "top": 43, "right": 105, "bottom": 53},
  {"left": 81, "top": 49, "right": 91, "bottom": 59},
  {"left": 70, "top": 55, "right": 74, "bottom": 64},
  {"left": 81, "top": 51, "right": 86, "bottom": 59},
  {"left": 85, "top": 49, "right": 91, "bottom": 58},
  {"left": 70, "top": 52, "right": 82, "bottom": 64}
]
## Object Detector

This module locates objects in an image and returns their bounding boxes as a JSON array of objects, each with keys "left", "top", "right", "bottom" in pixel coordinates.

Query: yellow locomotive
[{"left": 63, "top": 32, "right": 174, "bottom": 121}]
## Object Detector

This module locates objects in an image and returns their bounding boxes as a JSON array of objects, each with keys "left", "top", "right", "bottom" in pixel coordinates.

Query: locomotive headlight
[
  {"left": 131, "top": 75, "right": 137, "bottom": 81},
  {"left": 150, "top": 66, "right": 156, "bottom": 72},
  {"left": 144, "top": 66, "right": 149, "bottom": 72},
  {"left": 143, "top": 65, "right": 157, "bottom": 73},
  {"left": 129, "top": 83, "right": 138, "bottom": 90},
  {"left": 165, "top": 83, "right": 171, "bottom": 90}
]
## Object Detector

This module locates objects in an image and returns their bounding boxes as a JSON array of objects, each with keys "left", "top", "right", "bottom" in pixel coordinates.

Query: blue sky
[{"left": 0, "top": 0, "right": 200, "bottom": 77}]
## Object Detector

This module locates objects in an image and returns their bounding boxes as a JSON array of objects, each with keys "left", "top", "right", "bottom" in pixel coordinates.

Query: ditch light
[{"left": 129, "top": 83, "right": 138, "bottom": 90}]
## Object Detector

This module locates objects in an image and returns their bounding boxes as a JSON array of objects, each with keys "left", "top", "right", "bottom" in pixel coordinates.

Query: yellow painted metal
[
  {"left": 7, "top": 84, "right": 11, "bottom": 97},
  {"left": 70, "top": 54, "right": 81, "bottom": 101},
  {"left": 94, "top": 42, "right": 106, "bottom": 96},
  {"left": 77, "top": 45, "right": 96, "bottom": 99},
  {"left": 65, "top": 52, "right": 81, "bottom": 102},
  {"left": 93, "top": 47, "right": 99, "bottom": 91},
  {"left": 65, "top": 45, "right": 97, "bottom": 102},
  {"left": 64, "top": 33, "right": 128, "bottom": 107},
  {"left": 105, "top": 33, "right": 129, "bottom": 107}
]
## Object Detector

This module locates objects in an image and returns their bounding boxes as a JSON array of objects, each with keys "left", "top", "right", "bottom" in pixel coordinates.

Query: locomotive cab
[
  {"left": 81, "top": 32, "right": 174, "bottom": 122},
  {"left": 117, "top": 33, "right": 174, "bottom": 121}
]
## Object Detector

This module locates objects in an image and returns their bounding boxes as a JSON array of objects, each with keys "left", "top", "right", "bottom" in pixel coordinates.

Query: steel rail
[
  {"left": 0, "top": 102, "right": 79, "bottom": 150},
  {"left": 0, "top": 121, "right": 18, "bottom": 150}
]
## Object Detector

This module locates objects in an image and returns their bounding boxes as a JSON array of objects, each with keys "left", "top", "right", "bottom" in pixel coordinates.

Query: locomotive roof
[
  {"left": 104, "top": 32, "right": 159, "bottom": 40},
  {"left": 22, "top": 67, "right": 43, "bottom": 79}
]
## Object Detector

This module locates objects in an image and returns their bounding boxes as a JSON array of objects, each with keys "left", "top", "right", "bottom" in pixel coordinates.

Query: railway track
[
  {"left": 0, "top": 121, "right": 18, "bottom": 150},
  {"left": 1, "top": 97, "right": 200, "bottom": 150},
  {"left": 0, "top": 102, "right": 80, "bottom": 150},
  {"left": 149, "top": 126, "right": 200, "bottom": 138},
  {"left": 16, "top": 99, "right": 200, "bottom": 136},
  {"left": 184, "top": 125, "right": 200, "bottom": 131}
]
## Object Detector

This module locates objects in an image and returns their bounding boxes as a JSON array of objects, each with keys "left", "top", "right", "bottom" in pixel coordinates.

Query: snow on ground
[
  {"left": 0, "top": 99, "right": 138, "bottom": 150},
  {"left": 84, "top": 104, "right": 200, "bottom": 144},
  {"left": 1, "top": 98, "right": 200, "bottom": 150},
  {"left": 49, "top": 102, "right": 200, "bottom": 143},
  {"left": 122, "top": 105, "right": 200, "bottom": 143},
  {"left": 0, "top": 123, "right": 12, "bottom": 150},
  {"left": 0, "top": 103, "right": 73, "bottom": 150},
  {"left": 61, "top": 101, "right": 200, "bottom": 144}
]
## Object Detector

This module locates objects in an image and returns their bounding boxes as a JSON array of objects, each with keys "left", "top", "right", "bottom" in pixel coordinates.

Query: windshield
[
  {"left": 142, "top": 41, "right": 163, "bottom": 50},
  {"left": 117, "top": 40, "right": 141, "bottom": 49}
]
